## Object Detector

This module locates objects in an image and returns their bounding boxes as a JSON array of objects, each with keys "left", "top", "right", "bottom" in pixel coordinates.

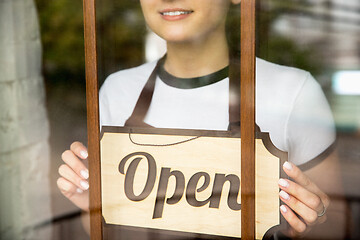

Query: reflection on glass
[
  {"left": 94, "top": 0, "right": 360, "bottom": 239},
  {"left": 258, "top": 0, "right": 360, "bottom": 239},
  {"left": 333, "top": 71, "right": 360, "bottom": 95},
  {"left": 97, "top": 1, "right": 248, "bottom": 239}
]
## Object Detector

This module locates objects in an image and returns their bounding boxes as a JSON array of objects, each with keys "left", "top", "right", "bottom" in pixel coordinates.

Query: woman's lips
[{"left": 160, "top": 9, "right": 193, "bottom": 21}]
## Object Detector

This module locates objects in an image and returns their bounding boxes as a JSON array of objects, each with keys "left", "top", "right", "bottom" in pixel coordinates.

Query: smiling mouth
[{"left": 160, "top": 10, "right": 193, "bottom": 16}]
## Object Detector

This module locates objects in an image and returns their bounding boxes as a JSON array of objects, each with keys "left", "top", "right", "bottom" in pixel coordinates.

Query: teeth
[{"left": 162, "top": 11, "right": 191, "bottom": 16}]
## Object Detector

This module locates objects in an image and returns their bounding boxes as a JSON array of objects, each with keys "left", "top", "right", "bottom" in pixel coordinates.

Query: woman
[{"left": 57, "top": 0, "right": 345, "bottom": 238}]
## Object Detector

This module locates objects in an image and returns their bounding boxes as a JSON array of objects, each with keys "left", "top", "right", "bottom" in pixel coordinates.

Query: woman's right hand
[{"left": 57, "top": 141, "right": 90, "bottom": 212}]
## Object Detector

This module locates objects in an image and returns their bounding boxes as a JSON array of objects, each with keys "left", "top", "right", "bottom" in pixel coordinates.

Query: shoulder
[
  {"left": 255, "top": 58, "right": 315, "bottom": 129},
  {"left": 99, "top": 61, "right": 157, "bottom": 126},
  {"left": 101, "top": 61, "right": 157, "bottom": 93},
  {"left": 255, "top": 58, "right": 335, "bottom": 166},
  {"left": 100, "top": 61, "right": 157, "bottom": 107},
  {"left": 256, "top": 58, "right": 312, "bottom": 90},
  {"left": 255, "top": 58, "right": 321, "bottom": 127}
]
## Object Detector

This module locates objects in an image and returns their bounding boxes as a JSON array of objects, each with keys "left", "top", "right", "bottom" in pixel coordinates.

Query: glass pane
[
  {"left": 95, "top": 0, "right": 289, "bottom": 238},
  {"left": 96, "top": 1, "right": 247, "bottom": 239},
  {"left": 257, "top": 0, "right": 360, "bottom": 239}
]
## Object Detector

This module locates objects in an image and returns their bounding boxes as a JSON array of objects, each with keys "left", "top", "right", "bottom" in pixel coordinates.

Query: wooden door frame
[
  {"left": 83, "top": 0, "right": 102, "bottom": 239},
  {"left": 82, "top": 0, "right": 257, "bottom": 239},
  {"left": 241, "top": 1, "right": 257, "bottom": 239}
]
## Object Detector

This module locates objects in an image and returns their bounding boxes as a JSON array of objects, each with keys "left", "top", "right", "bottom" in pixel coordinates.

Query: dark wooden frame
[
  {"left": 241, "top": 1, "right": 256, "bottom": 239},
  {"left": 83, "top": 0, "right": 102, "bottom": 239},
  {"left": 83, "top": 0, "right": 256, "bottom": 239}
]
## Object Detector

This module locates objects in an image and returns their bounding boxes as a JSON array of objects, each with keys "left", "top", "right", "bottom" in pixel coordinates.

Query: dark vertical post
[
  {"left": 241, "top": 0, "right": 256, "bottom": 239},
  {"left": 83, "top": 0, "right": 103, "bottom": 239}
]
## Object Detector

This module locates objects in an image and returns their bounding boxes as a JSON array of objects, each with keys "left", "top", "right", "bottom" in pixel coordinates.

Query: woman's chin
[
  {"left": 162, "top": 34, "right": 208, "bottom": 46},
  {"left": 153, "top": 29, "right": 199, "bottom": 45},
  {"left": 160, "top": 34, "right": 191, "bottom": 44}
]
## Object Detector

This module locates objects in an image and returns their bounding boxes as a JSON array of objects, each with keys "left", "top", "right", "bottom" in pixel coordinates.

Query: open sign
[
  {"left": 118, "top": 151, "right": 242, "bottom": 219},
  {"left": 100, "top": 127, "right": 287, "bottom": 239}
]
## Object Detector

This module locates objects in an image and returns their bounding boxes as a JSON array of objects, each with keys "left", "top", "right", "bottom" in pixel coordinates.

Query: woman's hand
[
  {"left": 278, "top": 161, "right": 330, "bottom": 237},
  {"left": 57, "top": 141, "right": 90, "bottom": 212}
]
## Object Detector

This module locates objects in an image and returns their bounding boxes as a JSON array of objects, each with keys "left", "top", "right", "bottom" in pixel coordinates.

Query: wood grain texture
[
  {"left": 100, "top": 131, "right": 281, "bottom": 239},
  {"left": 240, "top": 0, "right": 256, "bottom": 239},
  {"left": 83, "top": 0, "right": 103, "bottom": 239}
]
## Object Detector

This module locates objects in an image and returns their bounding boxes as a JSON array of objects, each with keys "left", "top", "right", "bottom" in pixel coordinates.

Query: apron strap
[
  {"left": 228, "top": 55, "right": 241, "bottom": 132},
  {"left": 125, "top": 56, "right": 260, "bottom": 133},
  {"left": 124, "top": 57, "right": 164, "bottom": 127}
]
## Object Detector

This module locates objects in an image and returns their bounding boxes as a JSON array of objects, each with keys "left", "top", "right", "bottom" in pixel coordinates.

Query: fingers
[
  {"left": 282, "top": 161, "right": 329, "bottom": 209},
  {"left": 57, "top": 177, "right": 83, "bottom": 198},
  {"left": 62, "top": 143, "right": 89, "bottom": 180},
  {"left": 279, "top": 161, "right": 330, "bottom": 237},
  {"left": 280, "top": 205, "right": 309, "bottom": 236},
  {"left": 283, "top": 162, "right": 314, "bottom": 190},
  {"left": 57, "top": 141, "right": 90, "bottom": 212},
  {"left": 70, "top": 141, "right": 89, "bottom": 160},
  {"left": 279, "top": 190, "right": 319, "bottom": 226},
  {"left": 58, "top": 164, "right": 89, "bottom": 191},
  {"left": 283, "top": 162, "right": 327, "bottom": 199},
  {"left": 278, "top": 178, "right": 324, "bottom": 216},
  {"left": 57, "top": 177, "right": 90, "bottom": 211},
  {"left": 60, "top": 142, "right": 89, "bottom": 192}
]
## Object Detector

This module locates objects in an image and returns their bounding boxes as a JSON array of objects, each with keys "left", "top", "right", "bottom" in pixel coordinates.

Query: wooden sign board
[{"left": 100, "top": 127, "right": 286, "bottom": 239}]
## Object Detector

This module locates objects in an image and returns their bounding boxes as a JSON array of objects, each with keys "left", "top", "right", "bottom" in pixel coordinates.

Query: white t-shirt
[{"left": 99, "top": 58, "right": 336, "bottom": 167}]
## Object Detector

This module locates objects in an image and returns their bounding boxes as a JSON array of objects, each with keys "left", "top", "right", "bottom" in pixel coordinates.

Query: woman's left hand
[{"left": 278, "top": 161, "right": 330, "bottom": 237}]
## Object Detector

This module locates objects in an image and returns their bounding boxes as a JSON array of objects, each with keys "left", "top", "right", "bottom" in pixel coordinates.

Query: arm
[{"left": 278, "top": 150, "right": 347, "bottom": 239}]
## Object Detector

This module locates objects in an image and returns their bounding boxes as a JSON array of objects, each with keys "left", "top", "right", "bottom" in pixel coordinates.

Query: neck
[{"left": 164, "top": 31, "right": 229, "bottom": 78}]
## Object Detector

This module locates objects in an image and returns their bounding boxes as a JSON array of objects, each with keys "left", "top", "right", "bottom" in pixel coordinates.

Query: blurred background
[{"left": 0, "top": 0, "right": 359, "bottom": 239}]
